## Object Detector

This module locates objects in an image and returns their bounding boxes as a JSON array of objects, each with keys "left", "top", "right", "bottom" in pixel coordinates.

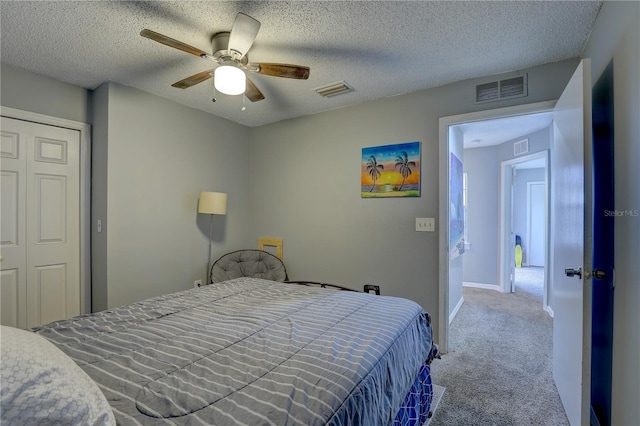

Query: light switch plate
[{"left": 416, "top": 217, "right": 435, "bottom": 232}]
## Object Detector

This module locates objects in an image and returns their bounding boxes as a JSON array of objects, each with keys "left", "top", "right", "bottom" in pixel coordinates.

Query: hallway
[
  {"left": 514, "top": 266, "right": 545, "bottom": 299},
  {"left": 430, "top": 265, "right": 567, "bottom": 425}
]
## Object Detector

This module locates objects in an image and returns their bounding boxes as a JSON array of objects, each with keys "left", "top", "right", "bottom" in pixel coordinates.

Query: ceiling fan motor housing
[{"left": 211, "top": 32, "right": 248, "bottom": 65}]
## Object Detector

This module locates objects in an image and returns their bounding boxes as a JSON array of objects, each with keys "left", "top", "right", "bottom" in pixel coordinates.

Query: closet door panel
[
  {"left": 1, "top": 117, "right": 80, "bottom": 329},
  {"left": 1, "top": 124, "right": 27, "bottom": 328}
]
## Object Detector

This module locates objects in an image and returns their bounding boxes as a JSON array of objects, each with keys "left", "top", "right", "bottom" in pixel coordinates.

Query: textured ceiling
[{"left": 1, "top": 1, "right": 601, "bottom": 128}]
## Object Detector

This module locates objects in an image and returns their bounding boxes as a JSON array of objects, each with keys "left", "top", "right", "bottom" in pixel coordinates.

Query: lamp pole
[
  {"left": 206, "top": 214, "right": 213, "bottom": 284},
  {"left": 197, "top": 191, "right": 228, "bottom": 285}
]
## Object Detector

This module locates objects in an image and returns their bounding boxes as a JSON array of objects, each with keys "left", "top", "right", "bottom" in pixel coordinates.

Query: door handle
[{"left": 564, "top": 267, "right": 582, "bottom": 279}]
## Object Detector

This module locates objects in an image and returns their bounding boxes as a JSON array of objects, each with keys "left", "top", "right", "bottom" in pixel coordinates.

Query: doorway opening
[
  {"left": 438, "top": 100, "right": 555, "bottom": 353},
  {"left": 499, "top": 150, "right": 551, "bottom": 314},
  {"left": 439, "top": 60, "right": 596, "bottom": 426}
]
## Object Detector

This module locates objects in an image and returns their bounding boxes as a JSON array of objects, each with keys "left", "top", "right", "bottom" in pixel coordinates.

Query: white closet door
[
  {"left": 1, "top": 117, "right": 80, "bottom": 329},
  {"left": 527, "top": 182, "right": 546, "bottom": 267},
  {"left": 1, "top": 122, "right": 27, "bottom": 327}
]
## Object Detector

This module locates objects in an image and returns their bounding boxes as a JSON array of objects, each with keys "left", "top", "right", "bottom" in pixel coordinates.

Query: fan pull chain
[
  {"left": 241, "top": 96, "right": 246, "bottom": 112},
  {"left": 212, "top": 83, "right": 217, "bottom": 102}
]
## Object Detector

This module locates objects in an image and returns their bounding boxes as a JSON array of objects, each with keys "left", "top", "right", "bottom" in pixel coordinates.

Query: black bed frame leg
[{"left": 363, "top": 284, "right": 380, "bottom": 295}]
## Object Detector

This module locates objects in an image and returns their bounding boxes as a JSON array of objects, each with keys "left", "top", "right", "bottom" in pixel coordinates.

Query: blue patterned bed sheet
[
  {"left": 393, "top": 363, "right": 433, "bottom": 426},
  {"left": 35, "top": 277, "right": 438, "bottom": 425}
]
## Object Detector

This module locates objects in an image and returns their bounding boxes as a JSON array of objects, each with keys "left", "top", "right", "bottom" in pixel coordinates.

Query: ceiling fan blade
[
  {"left": 251, "top": 63, "right": 310, "bottom": 79},
  {"left": 228, "top": 13, "right": 261, "bottom": 58},
  {"left": 245, "top": 77, "right": 265, "bottom": 102},
  {"left": 171, "top": 69, "right": 215, "bottom": 89},
  {"left": 141, "top": 29, "right": 208, "bottom": 57}
]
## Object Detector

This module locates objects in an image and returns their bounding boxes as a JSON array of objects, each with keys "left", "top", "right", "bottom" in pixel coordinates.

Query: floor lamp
[{"left": 198, "top": 191, "right": 227, "bottom": 284}]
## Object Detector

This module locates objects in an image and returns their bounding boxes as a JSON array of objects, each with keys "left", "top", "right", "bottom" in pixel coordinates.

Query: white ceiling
[
  {"left": 0, "top": 1, "right": 601, "bottom": 128},
  {"left": 459, "top": 111, "right": 554, "bottom": 149}
]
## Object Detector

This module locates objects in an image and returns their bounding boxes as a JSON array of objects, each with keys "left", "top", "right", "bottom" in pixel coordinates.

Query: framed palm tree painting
[{"left": 361, "top": 142, "right": 420, "bottom": 198}]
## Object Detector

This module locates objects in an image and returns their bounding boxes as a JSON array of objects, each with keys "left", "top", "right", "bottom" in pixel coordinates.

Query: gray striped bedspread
[{"left": 34, "top": 278, "right": 438, "bottom": 425}]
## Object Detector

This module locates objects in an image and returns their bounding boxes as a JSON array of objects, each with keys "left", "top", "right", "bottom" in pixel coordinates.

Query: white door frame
[
  {"left": 438, "top": 100, "right": 555, "bottom": 353},
  {"left": 1, "top": 106, "right": 91, "bottom": 315},
  {"left": 499, "top": 151, "right": 550, "bottom": 312}
]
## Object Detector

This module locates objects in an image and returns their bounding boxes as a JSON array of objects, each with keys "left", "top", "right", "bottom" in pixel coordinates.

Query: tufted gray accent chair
[{"left": 209, "top": 249, "right": 288, "bottom": 284}]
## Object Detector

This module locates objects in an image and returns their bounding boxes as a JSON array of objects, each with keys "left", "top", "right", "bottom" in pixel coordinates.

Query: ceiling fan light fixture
[{"left": 214, "top": 65, "right": 246, "bottom": 95}]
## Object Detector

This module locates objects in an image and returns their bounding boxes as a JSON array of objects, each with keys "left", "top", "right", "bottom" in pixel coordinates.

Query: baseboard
[
  {"left": 449, "top": 296, "right": 464, "bottom": 324},
  {"left": 425, "top": 385, "right": 445, "bottom": 426},
  {"left": 463, "top": 281, "right": 501, "bottom": 291}
]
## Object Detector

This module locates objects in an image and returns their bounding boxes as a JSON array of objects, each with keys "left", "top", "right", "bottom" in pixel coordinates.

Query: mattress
[{"left": 35, "top": 277, "right": 438, "bottom": 425}]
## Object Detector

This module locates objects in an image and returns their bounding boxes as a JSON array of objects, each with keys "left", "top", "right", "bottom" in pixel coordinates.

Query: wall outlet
[
  {"left": 416, "top": 217, "right": 435, "bottom": 232},
  {"left": 194, "top": 280, "right": 202, "bottom": 288}
]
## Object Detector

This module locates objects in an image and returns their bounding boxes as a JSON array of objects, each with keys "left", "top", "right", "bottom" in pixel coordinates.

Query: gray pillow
[
  {"left": 211, "top": 249, "right": 288, "bottom": 283},
  {"left": 0, "top": 325, "right": 115, "bottom": 425}
]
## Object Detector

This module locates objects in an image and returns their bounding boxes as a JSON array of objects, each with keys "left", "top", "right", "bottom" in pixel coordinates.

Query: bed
[{"left": 1, "top": 277, "right": 439, "bottom": 425}]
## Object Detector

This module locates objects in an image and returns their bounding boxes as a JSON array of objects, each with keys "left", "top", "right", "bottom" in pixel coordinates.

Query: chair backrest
[{"left": 210, "top": 249, "right": 288, "bottom": 283}]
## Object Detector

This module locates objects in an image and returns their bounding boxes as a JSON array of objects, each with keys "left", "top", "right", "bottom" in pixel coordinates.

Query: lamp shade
[
  {"left": 214, "top": 65, "right": 246, "bottom": 95},
  {"left": 198, "top": 192, "right": 227, "bottom": 215}
]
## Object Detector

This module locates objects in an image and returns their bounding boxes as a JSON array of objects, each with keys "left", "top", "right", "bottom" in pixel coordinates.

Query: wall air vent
[
  {"left": 313, "top": 81, "right": 354, "bottom": 98},
  {"left": 514, "top": 138, "right": 529, "bottom": 156},
  {"left": 475, "top": 74, "right": 527, "bottom": 103}
]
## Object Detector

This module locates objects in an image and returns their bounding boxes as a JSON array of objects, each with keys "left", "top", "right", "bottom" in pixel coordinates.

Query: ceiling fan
[{"left": 140, "top": 12, "right": 310, "bottom": 102}]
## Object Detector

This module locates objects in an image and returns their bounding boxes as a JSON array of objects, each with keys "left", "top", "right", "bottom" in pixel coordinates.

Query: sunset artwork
[{"left": 361, "top": 142, "right": 421, "bottom": 198}]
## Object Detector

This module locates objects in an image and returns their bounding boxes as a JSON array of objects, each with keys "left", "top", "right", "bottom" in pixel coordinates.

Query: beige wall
[
  {"left": 0, "top": 63, "right": 90, "bottom": 123},
  {"left": 91, "top": 82, "right": 253, "bottom": 309},
  {"left": 248, "top": 59, "right": 580, "bottom": 342}
]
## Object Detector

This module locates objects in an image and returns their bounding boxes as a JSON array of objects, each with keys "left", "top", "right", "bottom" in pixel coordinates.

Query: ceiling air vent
[
  {"left": 514, "top": 138, "right": 529, "bottom": 156},
  {"left": 475, "top": 74, "right": 527, "bottom": 103},
  {"left": 314, "top": 81, "right": 354, "bottom": 98}
]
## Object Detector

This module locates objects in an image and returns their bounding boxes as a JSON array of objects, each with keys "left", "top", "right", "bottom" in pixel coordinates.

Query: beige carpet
[{"left": 429, "top": 267, "right": 569, "bottom": 425}]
